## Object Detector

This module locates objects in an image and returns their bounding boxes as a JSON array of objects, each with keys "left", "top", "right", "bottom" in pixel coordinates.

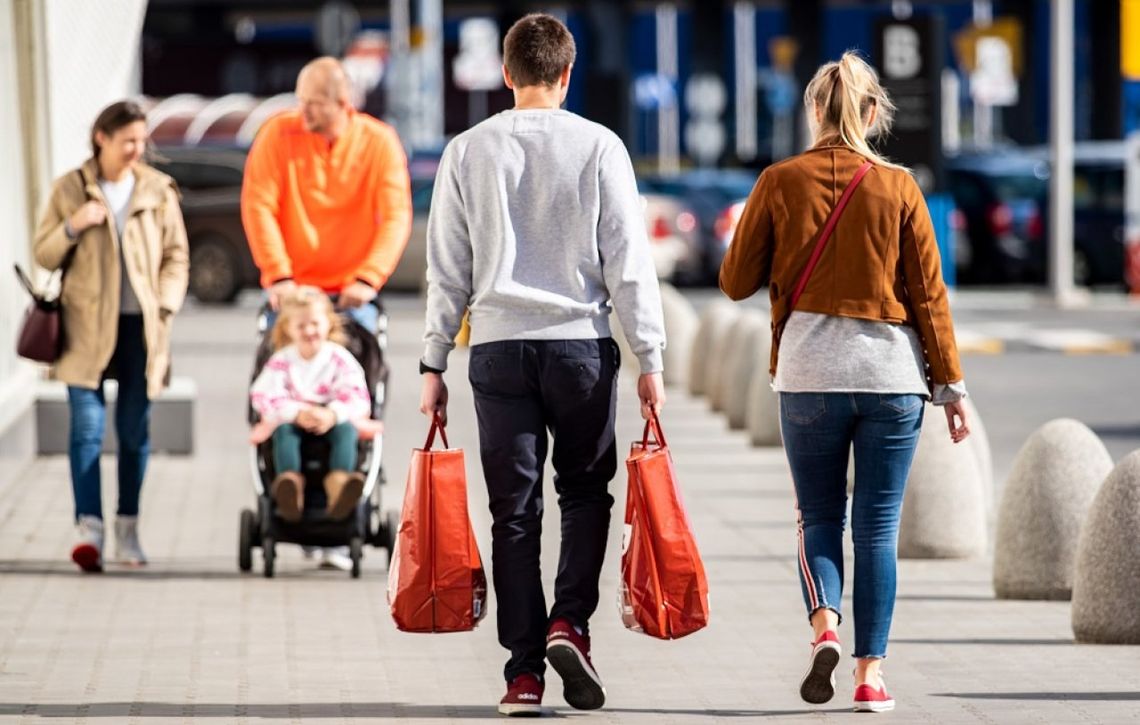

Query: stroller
[{"left": 237, "top": 300, "right": 398, "bottom": 578}]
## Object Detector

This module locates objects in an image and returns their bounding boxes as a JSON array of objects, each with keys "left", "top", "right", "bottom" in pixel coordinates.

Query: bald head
[
  {"left": 296, "top": 57, "right": 351, "bottom": 103},
  {"left": 295, "top": 57, "right": 352, "bottom": 139}
]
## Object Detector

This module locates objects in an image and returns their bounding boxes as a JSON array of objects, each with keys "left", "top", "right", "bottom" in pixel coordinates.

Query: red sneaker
[
  {"left": 545, "top": 617, "right": 605, "bottom": 710},
  {"left": 799, "top": 630, "right": 841, "bottom": 704},
  {"left": 498, "top": 673, "right": 544, "bottom": 717},
  {"left": 853, "top": 675, "right": 896, "bottom": 713}
]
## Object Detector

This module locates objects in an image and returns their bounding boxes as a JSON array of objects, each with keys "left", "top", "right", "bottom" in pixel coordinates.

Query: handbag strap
[
  {"left": 57, "top": 169, "right": 88, "bottom": 278},
  {"left": 424, "top": 412, "right": 449, "bottom": 450},
  {"left": 640, "top": 411, "right": 668, "bottom": 450},
  {"left": 788, "top": 161, "right": 874, "bottom": 310}
]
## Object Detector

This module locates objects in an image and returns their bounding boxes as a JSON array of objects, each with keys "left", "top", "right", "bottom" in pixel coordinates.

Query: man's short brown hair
[{"left": 503, "top": 13, "right": 576, "bottom": 88}]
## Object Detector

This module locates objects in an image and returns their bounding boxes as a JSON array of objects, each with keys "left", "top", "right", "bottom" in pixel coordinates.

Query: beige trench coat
[{"left": 32, "top": 158, "right": 189, "bottom": 400}]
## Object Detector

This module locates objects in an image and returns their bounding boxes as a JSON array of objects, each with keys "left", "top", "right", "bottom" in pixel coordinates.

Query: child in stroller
[{"left": 240, "top": 287, "right": 395, "bottom": 578}]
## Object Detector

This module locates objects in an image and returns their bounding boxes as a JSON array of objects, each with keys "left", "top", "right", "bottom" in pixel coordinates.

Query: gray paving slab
[{"left": 0, "top": 294, "right": 1138, "bottom": 724}]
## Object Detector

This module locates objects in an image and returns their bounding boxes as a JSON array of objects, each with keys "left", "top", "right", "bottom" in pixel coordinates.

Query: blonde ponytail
[{"left": 804, "top": 51, "right": 905, "bottom": 170}]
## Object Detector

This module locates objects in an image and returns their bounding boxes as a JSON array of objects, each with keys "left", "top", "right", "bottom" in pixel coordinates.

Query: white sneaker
[
  {"left": 319, "top": 546, "right": 353, "bottom": 571},
  {"left": 114, "top": 516, "right": 147, "bottom": 566},
  {"left": 71, "top": 515, "right": 104, "bottom": 572}
]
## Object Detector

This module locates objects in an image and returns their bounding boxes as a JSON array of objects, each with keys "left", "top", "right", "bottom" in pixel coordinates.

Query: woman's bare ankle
[{"left": 809, "top": 608, "right": 839, "bottom": 640}]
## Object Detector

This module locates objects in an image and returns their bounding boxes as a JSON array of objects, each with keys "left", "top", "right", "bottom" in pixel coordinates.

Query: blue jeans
[
  {"left": 272, "top": 422, "right": 359, "bottom": 474},
  {"left": 779, "top": 392, "right": 924, "bottom": 659},
  {"left": 68, "top": 315, "right": 152, "bottom": 522}
]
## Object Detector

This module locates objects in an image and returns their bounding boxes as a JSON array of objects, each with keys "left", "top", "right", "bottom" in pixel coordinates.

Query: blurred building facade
[{"left": 1, "top": 0, "right": 147, "bottom": 474}]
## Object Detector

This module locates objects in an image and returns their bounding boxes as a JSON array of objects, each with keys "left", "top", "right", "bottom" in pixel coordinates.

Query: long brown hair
[
  {"left": 270, "top": 287, "right": 347, "bottom": 351},
  {"left": 803, "top": 51, "right": 903, "bottom": 170},
  {"left": 90, "top": 100, "right": 148, "bottom": 158}
]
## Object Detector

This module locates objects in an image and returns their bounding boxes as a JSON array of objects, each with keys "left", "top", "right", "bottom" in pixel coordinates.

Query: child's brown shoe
[
  {"left": 271, "top": 472, "right": 304, "bottom": 522},
  {"left": 324, "top": 470, "right": 364, "bottom": 520}
]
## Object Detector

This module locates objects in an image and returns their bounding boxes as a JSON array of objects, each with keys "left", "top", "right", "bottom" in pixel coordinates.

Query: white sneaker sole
[
  {"left": 497, "top": 702, "right": 543, "bottom": 717},
  {"left": 546, "top": 640, "right": 606, "bottom": 710},
  {"left": 854, "top": 698, "right": 896, "bottom": 713},
  {"left": 799, "top": 640, "right": 841, "bottom": 704}
]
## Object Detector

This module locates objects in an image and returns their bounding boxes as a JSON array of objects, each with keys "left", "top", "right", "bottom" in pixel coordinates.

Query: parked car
[
  {"left": 151, "top": 146, "right": 257, "bottom": 303},
  {"left": 638, "top": 169, "right": 759, "bottom": 284},
  {"left": 946, "top": 143, "right": 1127, "bottom": 286}
]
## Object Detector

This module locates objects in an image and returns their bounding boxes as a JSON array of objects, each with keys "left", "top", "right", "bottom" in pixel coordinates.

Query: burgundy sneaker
[
  {"left": 853, "top": 675, "right": 895, "bottom": 713},
  {"left": 545, "top": 617, "right": 605, "bottom": 710},
  {"left": 499, "top": 673, "right": 544, "bottom": 717},
  {"left": 799, "top": 630, "right": 841, "bottom": 704}
]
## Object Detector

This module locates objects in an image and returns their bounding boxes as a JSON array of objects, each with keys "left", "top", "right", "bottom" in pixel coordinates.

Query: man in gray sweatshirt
[{"left": 419, "top": 13, "right": 666, "bottom": 717}]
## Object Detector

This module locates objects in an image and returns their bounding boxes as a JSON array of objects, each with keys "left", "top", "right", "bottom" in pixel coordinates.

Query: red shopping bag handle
[
  {"left": 640, "top": 411, "right": 668, "bottom": 450},
  {"left": 424, "top": 412, "right": 450, "bottom": 450}
]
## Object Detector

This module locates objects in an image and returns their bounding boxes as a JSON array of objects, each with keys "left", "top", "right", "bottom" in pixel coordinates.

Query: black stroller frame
[{"left": 238, "top": 299, "right": 398, "bottom": 578}]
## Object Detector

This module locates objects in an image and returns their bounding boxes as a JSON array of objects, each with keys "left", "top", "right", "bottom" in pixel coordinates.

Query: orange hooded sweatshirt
[{"left": 241, "top": 110, "right": 412, "bottom": 291}]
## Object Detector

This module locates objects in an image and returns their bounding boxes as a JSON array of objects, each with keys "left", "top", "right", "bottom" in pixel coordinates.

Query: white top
[
  {"left": 773, "top": 311, "right": 967, "bottom": 405},
  {"left": 99, "top": 174, "right": 141, "bottom": 314},
  {"left": 249, "top": 341, "right": 371, "bottom": 424}
]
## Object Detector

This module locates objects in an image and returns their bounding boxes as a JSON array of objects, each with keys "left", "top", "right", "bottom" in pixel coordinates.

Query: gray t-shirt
[
  {"left": 99, "top": 174, "right": 141, "bottom": 315},
  {"left": 774, "top": 311, "right": 967, "bottom": 405}
]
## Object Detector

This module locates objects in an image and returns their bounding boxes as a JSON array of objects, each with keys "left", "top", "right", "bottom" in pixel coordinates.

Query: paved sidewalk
[{"left": 0, "top": 296, "right": 1137, "bottom": 724}]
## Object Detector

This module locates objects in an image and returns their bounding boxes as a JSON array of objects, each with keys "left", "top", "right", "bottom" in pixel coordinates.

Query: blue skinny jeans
[{"left": 779, "top": 392, "right": 924, "bottom": 658}]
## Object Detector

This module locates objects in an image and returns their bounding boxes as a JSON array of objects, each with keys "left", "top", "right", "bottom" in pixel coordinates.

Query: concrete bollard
[
  {"left": 898, "top": 402, "right": 988, "bottom": 559},
  {"left": 1071, "top": 450, "right": 1140, "bottom": 644},
  {"left": 689, "top": 300, "right": 741, "bottom": 399},
  {"left": 993, "top": 419, "right": 1113, "bottom": 600},
  {"left": 709, "top": 313, "right": 754, "bottom": 413},
  {"left": 744, "top": 351, "right": 781, "bottom": 447},
  {"left": 659, "top": 283, "right": 699, "bottom": 389},
  {"left": 965, "top": 398, "right": 995, "bottom": 522},
  {"left": 720, "top": 311, "right": 768, "bottom": 430}
]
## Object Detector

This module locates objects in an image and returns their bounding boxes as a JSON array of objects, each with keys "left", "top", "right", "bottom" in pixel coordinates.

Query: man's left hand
[{"left": 339, "top": 281, "right": 377, "bottom": 309}]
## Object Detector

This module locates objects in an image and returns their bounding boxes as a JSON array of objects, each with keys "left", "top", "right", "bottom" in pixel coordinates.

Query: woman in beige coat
[{"left": 33, "top": 100, "right": 189, "bottom": 573}]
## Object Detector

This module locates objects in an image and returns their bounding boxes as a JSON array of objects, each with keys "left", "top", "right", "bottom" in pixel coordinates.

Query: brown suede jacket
[{"left": 719, "top": 145, "right": 963, "bottom": 385}]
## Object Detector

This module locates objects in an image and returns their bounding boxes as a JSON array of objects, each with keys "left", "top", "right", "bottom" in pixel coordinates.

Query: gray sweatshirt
[{"left": 422, "top": 109, "right": 666, "bottom": 373}]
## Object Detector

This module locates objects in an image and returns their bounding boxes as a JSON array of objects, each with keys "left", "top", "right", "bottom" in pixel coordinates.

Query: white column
[
  {"left": 1049, "top": 0, "right": 1076, "bottom": 302},
  {"left": 733, "top": 2, "right": 757, "bottom": 161},
  {"left": 655, "top": 3, "right": 680, "bottom": 174},
  {"left": 972, "top": 0, "right": 993, "bottom": 148}
]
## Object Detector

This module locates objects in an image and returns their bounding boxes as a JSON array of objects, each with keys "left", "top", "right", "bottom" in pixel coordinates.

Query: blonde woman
[
  {"left": 33, "top": 100, "right": 189, "bottom": 573},
  {"left": 720, "top": 52, "right": 970, "bottom": 713}
]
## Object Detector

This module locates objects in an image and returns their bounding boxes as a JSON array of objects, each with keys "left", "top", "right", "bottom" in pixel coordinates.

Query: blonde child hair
[
  {"left": 803, "top": 51, "right": 905, "bottom": 171},
  {"left": 270, "top": 286, "right": 348, "bottom": 351}
]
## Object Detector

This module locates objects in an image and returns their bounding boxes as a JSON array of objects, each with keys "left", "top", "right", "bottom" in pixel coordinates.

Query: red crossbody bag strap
[{"left": 789, "top": 161, "right": 874, "bottom": 309}]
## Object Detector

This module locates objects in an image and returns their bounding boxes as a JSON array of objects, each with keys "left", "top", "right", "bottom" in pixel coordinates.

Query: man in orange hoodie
[{"left": 241, "top": 57, "right": 412, "bottom": 331}]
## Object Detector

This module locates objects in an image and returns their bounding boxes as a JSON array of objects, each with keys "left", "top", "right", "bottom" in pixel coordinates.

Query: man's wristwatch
[{"left": 419, "top": 360, "right": 444, "bottom": 375}]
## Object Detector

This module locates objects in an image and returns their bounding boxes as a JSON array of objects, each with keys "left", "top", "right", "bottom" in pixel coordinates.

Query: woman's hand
[
  {"left": 68, "top": 201, "right": 107, "bottom": 235},
  {"left": 944, "top": 400, "right": 970, "bottom": 444}
]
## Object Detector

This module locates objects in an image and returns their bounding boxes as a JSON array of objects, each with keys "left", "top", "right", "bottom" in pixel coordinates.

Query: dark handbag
[
  {"left": 14, "top": 170, "right": 85, "bottom": 363},
  {"left": 773, "top": 160, "right": 874, "bottom": 342}
]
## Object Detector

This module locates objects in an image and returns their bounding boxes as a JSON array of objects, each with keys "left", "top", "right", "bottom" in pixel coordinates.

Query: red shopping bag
[
  {"left": 388, "top": 414, "right": 488, "bottom": 632},
  {"left": 619, "top": 412, "right": 710, "bottom": 639}
]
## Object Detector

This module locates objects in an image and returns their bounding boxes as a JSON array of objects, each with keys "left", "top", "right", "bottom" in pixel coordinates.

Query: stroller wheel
[
  {"left": 263, "top": 535, "right": 276, "bottom": 578},
  {"left": 238, "top": 508, "right": 256, "bottom": 572},
  {"left": 349, "top": 536, "right": 363, "bottom": 579}
]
